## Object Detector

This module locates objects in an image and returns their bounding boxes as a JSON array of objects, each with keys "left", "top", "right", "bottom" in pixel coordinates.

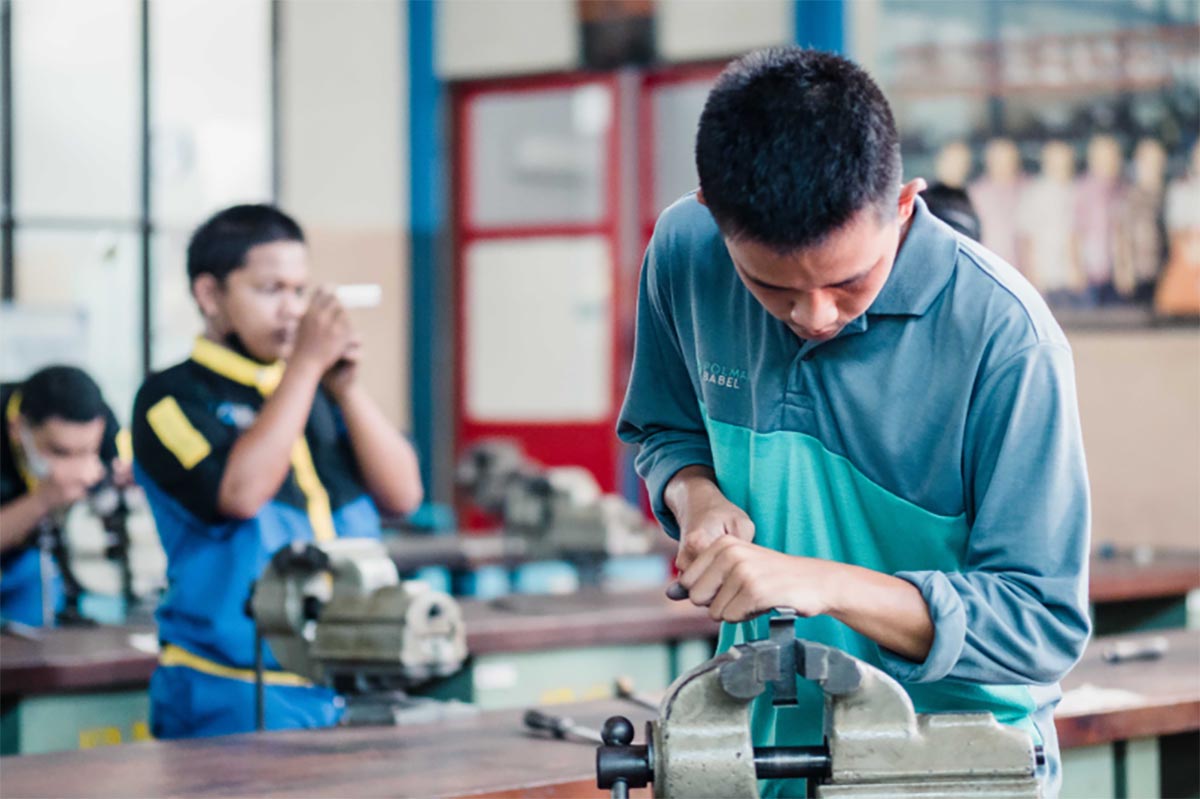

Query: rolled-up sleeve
[
  {"left": 616, "top": 232, "right": 712, "bottom": 540},
  {"left": 879, "top": 342, "right": 1092, "bottom": 685}
]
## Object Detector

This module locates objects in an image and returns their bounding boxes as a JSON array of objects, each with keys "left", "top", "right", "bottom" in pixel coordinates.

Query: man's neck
[
  {"left": 896, "top": 213, "right": 916, "bottom": 252},
  {"left": 201, "top": 331, "right": 272, "bottom": 366}
]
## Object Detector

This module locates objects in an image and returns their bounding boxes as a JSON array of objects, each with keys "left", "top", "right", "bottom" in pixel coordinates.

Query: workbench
[
  {"left": 0, "top": 624, "right": 156, "bottom": 755},
  {"left": 2, "top": 629, "right": 1196, "bottom": 799},
  {"left": 1089, "top": 548, "right": 1200, "bottom": 635},
  {"left": 0, "top": 589, "right": 718, "bottom": 755},
  {"left": 1, "top": 547, "right": 1195, "bottom": 758},
  {"left": 382, "top": 530, "right": 675, "bottom": 595},
  {"left": 1057, "top": 628, "right": 1200, "bottom": 799},
  {"left": 389, "top": 539, "right": 1200, "bottom": 634}
]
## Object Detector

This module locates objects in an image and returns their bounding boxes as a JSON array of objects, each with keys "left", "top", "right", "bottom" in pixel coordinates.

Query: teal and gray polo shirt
[{"left": 618, "top": 194, "right": 1091, "bottom": 797}]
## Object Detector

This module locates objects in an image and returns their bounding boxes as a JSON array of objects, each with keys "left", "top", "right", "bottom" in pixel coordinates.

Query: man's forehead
[
  {"left": 729, "top": 223, "right": 888, "bottom": 289},
  {"left": 35, "top": 416, "right": 106, "bottom": 443},
  {"left": 239, "top": 241, "right": 308, "bottom": 276}
]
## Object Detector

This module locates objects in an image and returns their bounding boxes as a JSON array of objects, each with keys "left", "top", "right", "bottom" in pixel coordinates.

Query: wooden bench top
[{"left": 2, "top": 630, "right": 1196, "bottom": 798}]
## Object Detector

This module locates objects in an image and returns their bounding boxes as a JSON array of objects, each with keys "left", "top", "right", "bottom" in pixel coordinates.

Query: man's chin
[
  {"left": 790, "top": 325, "right": 842, "bottom": 342},
  {"left": 242, "top": 337, "right": 290, "bottom": 363}
]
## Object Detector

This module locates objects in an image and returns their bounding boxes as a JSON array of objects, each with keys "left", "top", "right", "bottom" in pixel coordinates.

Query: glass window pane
[
  {"left": 14, "top": 228, "right": 141, "bottom": 423},
  {"left": 469, "top": 84, "right": 612, "bottom": 228},
  {"left": 150, "top": 229, "right": 202, "bottom": 371},
  {"left": 652, "top": 80, "right": 712, "bottom": 217},
  {"left": 12, "top": 0, "right": 139, "bottom": 221},
  {"left": 151, "top": 0, "right": 272, "bottom": 229},
  {"left": 1, "top": 5, "right": 8, "bottom": 225},
  {"left": 465, "top": 236, "right": 613, "bottom": 421},
  {"left": 0, "top": 304, "right": 89, "bottom": 383}
]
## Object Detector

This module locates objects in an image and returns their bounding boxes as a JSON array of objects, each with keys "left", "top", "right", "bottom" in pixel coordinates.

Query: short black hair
[
  {"left": 695, "top": 47, "right": 901, "bottom": 252},
  {"left": 19, "top": 366, "right": 107, "bottom": 426},
  {"left": 920, "top": 183, "right": 981, "bottom": 242},
  {"left": 186, "top": 204, "right": 305, "bottom": 283}
]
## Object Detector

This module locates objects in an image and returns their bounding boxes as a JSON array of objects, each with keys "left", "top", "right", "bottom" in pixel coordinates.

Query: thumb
[
  {"left": 86, "top": 457, "right": 106, "bottom": 486},
  {"left": 729, "top": 515, "right": 755, "bottom": 541}
]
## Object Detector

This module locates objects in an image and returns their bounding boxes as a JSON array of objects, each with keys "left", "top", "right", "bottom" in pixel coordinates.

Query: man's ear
[
  {"left": 192, "top": 274, "right": 223, "bottom": 321},
  {"left": 897, "top": 178, "right": 927, "bottom": 221}
]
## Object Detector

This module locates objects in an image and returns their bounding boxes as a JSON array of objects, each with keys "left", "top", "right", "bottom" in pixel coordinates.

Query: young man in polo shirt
[
  {"left": 1, "top": 366, "right": 124, "bottom": 626},
  {"left": 133, "top": 204, "right": 423, "bottom": 739},
  {"left": 618, "top": 49, "right": 1090, "bottom": 798}
]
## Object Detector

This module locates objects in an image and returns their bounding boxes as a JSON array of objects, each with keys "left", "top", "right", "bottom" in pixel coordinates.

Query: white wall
[
  {"left": 437, "top": 0, "right": 577, "bottom": 79},
  {"left": 655, "top": 0, "right": 792, "bottom": 63},
  {"left": 280, "top": 0, "right": 411, "bottom": 428}
]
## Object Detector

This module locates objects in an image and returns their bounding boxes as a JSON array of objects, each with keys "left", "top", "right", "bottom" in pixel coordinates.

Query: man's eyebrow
[
  {"left": 827, "top": 263, "right": 876, "bottom": 288},
  {"left": 742, "top": 261, "right": 876, "bottom": 291},
  {"left": 744, "top": 272, "right": 793, "bottom": 291}
]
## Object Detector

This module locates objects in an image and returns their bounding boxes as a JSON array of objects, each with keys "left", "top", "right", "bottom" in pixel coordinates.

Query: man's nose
[
  {"left": 790, "top": 291, "right": 838, "bottom": 330},
  {"left": 68, "top": 454, "right": 106, "bottom": 487},
  {"left": 282, "top": 291, "right": 307, "bottom": 319}
]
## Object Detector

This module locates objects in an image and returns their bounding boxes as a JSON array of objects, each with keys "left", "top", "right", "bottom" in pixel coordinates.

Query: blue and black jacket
[
  {"left": 0, "top": 383, "right": 121, "bottom": 627},
  {"left": 132, "top": 337, "right": 381, "bottom": 739}
]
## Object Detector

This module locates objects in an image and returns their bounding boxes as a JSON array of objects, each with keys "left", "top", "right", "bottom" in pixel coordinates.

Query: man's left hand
[
  {"left": 677, "top": 536, "right": 838, "bottom": 622},
  {"left": 322, "top": 336, "right": 363, "bottom": 399},
  {"left": 110, "top": 457, "right": 134, "bottom": 488}
]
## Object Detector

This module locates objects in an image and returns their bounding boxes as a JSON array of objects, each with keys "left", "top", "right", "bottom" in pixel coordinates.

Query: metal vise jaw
[
  {"left": 800, "top": 639, "right": 1041, "bottom": 798},
  {"left": 251, "top": 539, "right": 467, "bottom": 687},
  {"left": 598, "top": 616, "right": 1041, "bottom": 799}
]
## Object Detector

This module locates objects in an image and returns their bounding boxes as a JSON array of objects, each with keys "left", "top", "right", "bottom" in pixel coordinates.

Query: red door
[{"left": 453, "top": 74, "right": 626, "bottom": 495}]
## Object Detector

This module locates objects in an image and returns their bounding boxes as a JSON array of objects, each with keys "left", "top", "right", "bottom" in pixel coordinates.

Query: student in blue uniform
[
  {"left": 132, "top": 204, "right": 423, "bottom": 739},
  {"left": 618, "top": 49, "right": 1090, "bottom": 798},
  {"left": 1, "top": 366, "right": 124, "bottom": 626}
]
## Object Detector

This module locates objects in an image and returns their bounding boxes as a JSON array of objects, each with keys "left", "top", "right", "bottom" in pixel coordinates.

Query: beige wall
[
  {"left": 1069, "top": 329, "right": 1200, "bottom": 551},
  {"left": 655, "top": 0, "right": 792, "bottom": 62},
  {"left": 279, "top": 0, "right": 410, "bottom": 429}
]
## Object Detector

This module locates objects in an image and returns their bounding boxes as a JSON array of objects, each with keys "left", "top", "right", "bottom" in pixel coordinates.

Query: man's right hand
[
  {"left": 291, "top": 286, "right": 355, "bottom": 374},
  {"left": 35, "top": 459, "right": 102, "bottom": 515},
  {"left": 665, "top": 465, "right": 755, "bottom": 571}
]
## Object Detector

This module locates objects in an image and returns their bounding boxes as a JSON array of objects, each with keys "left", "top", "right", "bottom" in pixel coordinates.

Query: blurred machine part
[
  {"left": 250, "top": 538, "right": 471, "bottom": 726},
  {"left": 456, "top": 439, "right": 655, "bottom": 560},
  {"left": 64, "top": 481, "right": 166, "bottom": 623}
]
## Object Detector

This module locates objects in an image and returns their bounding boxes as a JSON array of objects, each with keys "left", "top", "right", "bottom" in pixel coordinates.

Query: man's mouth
[{"left": 793, "top": 324, "right": 841, "bottom": 341}]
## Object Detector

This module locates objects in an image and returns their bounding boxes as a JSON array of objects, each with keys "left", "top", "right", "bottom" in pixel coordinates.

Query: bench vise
[
  {"left": 597, "top": 614, "right": 1042, "bottom": 798},
  {"left": 456, "top": 439, "right": 655, "bottom": 560},
  {"left": 250, "top": 539, "right": 471, "bottom": 726}
]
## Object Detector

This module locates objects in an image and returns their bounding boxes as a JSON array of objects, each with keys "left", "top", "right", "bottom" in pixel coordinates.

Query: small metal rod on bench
[{"left": 524, "top": 708, "right": 603, "bottom": 744}]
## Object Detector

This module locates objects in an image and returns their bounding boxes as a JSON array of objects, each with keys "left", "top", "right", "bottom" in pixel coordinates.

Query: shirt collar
[
  {"left": 4, "top": 390, "right": 38, "bottom": 491},
  {"left": 866, "top": 196, "right": 959, "bottom": 317},
  {"left": 190, "top": 336, "right": 284, "bottom": 396}
]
